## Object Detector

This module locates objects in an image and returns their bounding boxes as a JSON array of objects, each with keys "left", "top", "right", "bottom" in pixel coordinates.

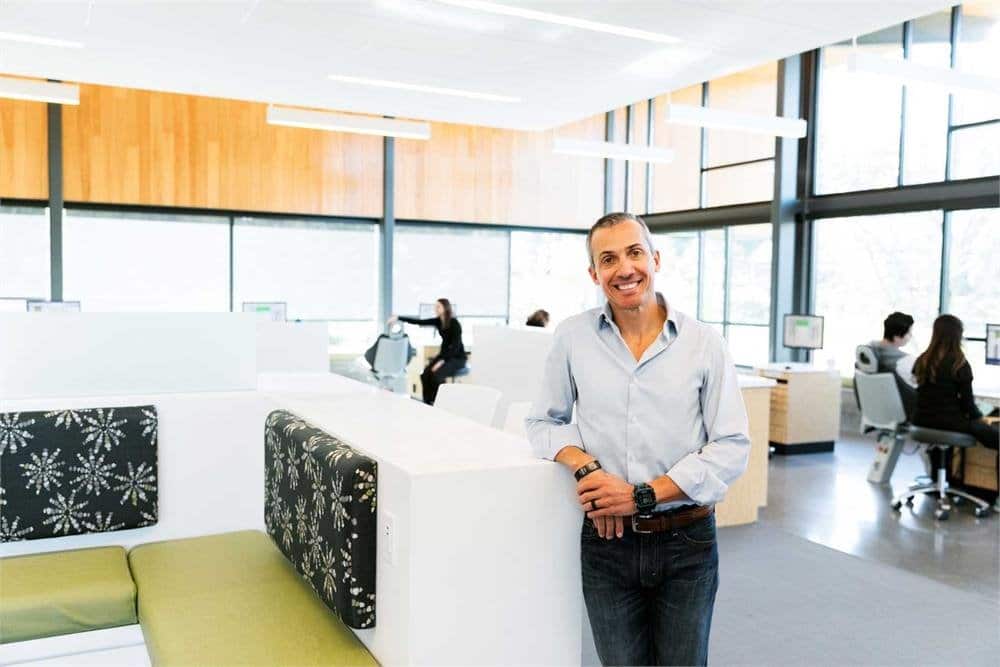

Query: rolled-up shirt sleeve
[
  {"left": 526, "top": 326, "right": 583, "bottom": 461},
  {"left": 667, "top": 333, "right": 750, "bottom": 505}
]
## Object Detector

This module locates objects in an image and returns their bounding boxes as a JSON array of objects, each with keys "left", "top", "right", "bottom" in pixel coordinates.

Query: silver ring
[{"left": 591, "top": 499, "right": 598, "bottom": 511}]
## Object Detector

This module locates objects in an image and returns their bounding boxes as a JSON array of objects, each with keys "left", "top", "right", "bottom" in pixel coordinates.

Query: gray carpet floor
[{"left": 709, "top": 523, "right": 999, "bottom": 666}]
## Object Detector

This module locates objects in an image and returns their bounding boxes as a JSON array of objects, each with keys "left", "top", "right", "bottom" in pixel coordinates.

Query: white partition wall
[
  {"left": 255, "top": 321, "right": 329, "bottom": 374},
  {"left": 468, "top": 325, "right": 554, "bottom": 428},
  {"left": 0, "top": 313, "right": 257, "bottom": 399}
]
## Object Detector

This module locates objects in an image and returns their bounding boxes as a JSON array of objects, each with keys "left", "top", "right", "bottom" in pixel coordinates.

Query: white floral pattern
[
  {"left": 20, "top": 448, "right": 65, "bottom": 495},
  {"left": 0, "top": 413, "right": 35, "bottom": 455},
  {"left": 69, "top": 450, "right": 115, "bottom": 496},
  {"left": 264, "top": 410, "right": 377, "bottom": 629},
  {"left": 1, "top": 406, "right": 158, "bottom": 542},
  {"left": 81, "top": 409, "right": 128, "bottom": 452}
]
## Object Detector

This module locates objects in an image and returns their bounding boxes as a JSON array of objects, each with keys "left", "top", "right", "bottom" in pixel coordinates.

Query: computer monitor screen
[
  {"left": 987, "top": 323, "right": 1000, "bottom": 366},
  {"left": 242, "top": 302, "right": 287, "bottom": 322},
  {"left": 783, "top": 314, "right": 824, "bottom": 350},
  {"left": 26, "top": 300, "right": 81, "bottom": 312}
]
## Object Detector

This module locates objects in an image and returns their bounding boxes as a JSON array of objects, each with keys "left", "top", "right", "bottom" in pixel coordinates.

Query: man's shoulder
[
  {"left": 552, "top": 308, "right": 602, "bottom": 341},
  {"left": 674, "top": 310, "right": 724, "bottom": 345}
]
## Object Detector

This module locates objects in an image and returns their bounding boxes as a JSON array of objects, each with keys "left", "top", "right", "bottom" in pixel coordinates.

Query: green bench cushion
[
  {"left": 127, "top": 530, "right": 377, "bottom": 666},
  {"left": 0, "top": 546, "right": 137, "bottom": 644}
]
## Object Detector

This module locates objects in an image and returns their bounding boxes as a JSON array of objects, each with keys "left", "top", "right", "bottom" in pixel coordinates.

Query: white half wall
[
  {"left": 255, "top": 321, "right": 329, "bottom": 374},
  {"left": 0, "top": 313, "right": 258, "bottom": 399}
]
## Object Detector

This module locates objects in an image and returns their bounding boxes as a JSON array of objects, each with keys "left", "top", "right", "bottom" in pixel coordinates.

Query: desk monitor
[
  {"left": 242, "top": 302, "right": 287, "bottom": 322},
  {"left": 987, "top": 323, "right": 1000, "bottom": 366},
  {"left": 783, "top": 314, "right": 824, "bottom": 350},
  {"left": 26, "top": 300, "right": 81, "bottom": 312}
]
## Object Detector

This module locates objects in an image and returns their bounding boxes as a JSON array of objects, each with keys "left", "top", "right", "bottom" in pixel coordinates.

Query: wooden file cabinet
[{"left": 756, "top": 366, "right": 841, "bottom": 454}]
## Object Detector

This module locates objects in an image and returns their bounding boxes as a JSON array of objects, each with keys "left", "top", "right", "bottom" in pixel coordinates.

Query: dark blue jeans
[{"left": 581, "top": 514, "right": 719, "bottom": 666}]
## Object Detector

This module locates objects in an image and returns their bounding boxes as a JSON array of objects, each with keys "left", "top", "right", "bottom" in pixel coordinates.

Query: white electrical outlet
[{"left": 383, "top": 511, "right": 397, "bottom": 565}]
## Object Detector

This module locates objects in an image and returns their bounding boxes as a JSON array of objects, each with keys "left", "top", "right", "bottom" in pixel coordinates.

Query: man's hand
[
  {"left": 578, "top": 470, "right": 636, "bottom": 522},
  {"left": 590, "top": 515, "right": 626, "bottom": 540}
]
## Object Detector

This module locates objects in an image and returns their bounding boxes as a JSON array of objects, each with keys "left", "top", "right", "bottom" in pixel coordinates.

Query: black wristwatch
[{"left": 633, "top": 483, "right": 657, "bottom": 514}]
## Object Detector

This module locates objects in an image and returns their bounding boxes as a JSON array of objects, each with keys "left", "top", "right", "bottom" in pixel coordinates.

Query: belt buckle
[{"left": 631, "top": 514, "right": 655, "bottom": 534}]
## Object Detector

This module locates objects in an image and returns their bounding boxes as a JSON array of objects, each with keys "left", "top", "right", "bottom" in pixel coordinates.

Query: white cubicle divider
[
  {"left": 468, "top": 325, "right": 554, "bottom": 429},
  {"left": 0, "top": 313, "right": 258, "bottom": 399},
  {"left": 276, "top": 392, "right": 582, "bottom": 667},
  {"left": 255, "top": 320, "right": 329, "bottom": 374}
]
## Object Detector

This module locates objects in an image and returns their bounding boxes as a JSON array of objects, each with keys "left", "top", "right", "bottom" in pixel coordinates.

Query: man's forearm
[
  {"left": 554, "top": 445, "right": 596, "bottom": 473},
  {"left": 650, "top": 475, "right": 690, "bottom": 505}
]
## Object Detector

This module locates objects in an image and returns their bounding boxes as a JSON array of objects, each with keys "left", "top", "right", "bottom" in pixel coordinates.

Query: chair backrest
[
  {"left": 854, "top": 371, "right": 907, "bottom": 431},
  {"left": 374, "top": 334, "right": 410, "bottom": 376},
  {"left": 855, "top": 344, "right": 879, "bottom": 373},
  {"left": 502, "top": 401, "right": 532, "bottom": 437},
  {"left": 434, "top": 383, "right": 503, "bottom": 427}
]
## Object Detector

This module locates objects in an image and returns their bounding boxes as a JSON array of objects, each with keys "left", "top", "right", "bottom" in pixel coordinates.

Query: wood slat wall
[
  {"left": 395, "top": 114, "right": 605, "bottom": 228},
  {"left": 61, "top": 85, "right": 383, "bottom": 217},
  {"left": 0, "top": 98, "right": 48, "bottom": 200}
]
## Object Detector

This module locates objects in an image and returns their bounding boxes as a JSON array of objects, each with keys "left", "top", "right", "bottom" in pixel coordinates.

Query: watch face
[{"left": 637, "top": 485, "right": 656, "bottom": 509}]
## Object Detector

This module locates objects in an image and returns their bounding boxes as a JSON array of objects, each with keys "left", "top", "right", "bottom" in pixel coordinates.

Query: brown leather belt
[{"left": 630, "top": 505, "right": 714, "bottom": 534}]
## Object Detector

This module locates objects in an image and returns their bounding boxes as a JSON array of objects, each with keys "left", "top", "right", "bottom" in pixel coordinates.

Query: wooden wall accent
[
  {"left": 0, "top": 97, "right": 48, "bottom": 200},
  {"left": 395, "top": 114, "right": 605, "bottom": 228},
  {"left": 62, "top": 85, "right": 383, "bottom": 217}
]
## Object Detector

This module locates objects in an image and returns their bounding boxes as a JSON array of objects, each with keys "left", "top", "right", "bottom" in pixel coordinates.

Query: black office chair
[{"left": 890, "top": 426, "right": 993, "bottom": 520}]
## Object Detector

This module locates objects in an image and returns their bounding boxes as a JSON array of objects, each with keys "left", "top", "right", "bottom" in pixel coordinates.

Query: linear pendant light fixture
[
  {"left": 266, "top": 105, "right": 431, "bottom": 140},
  {"left": 552, "top": 137, "right": 675, "bottom": 164},
  {"left": 0, "top": 76, "right": 79, "bottom": 104},
  {"left": 0, "top": 31, "right": 84, "bottom": 48},
  {"left": 664, "top": 104, "right": 807, "bottom": 138},
  {"left": 847, "top": 50, "right": 1000, "bottom": 96},
  {"left": 329, "top": 74, "right": 520, "bottom": 103},
  {"left": 433, "top": 0, "right": 680, "bottom": 45}
]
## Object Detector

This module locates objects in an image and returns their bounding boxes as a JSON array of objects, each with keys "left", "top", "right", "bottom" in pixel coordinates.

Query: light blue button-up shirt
[{"left": 526, "top": 294, "right": 750, "bottom": 510}]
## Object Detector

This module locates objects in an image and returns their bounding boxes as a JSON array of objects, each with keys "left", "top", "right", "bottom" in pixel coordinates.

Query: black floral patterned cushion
[
  {"left": 0, "top": 406, "right": 158, "bottom": 542},
  {"left": 264, "top": 409, "right": 377, "bottom": 629}
]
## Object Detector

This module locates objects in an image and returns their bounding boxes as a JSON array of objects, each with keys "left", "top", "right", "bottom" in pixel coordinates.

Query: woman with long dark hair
[
  {"left": 912, "top": 315, "right": 998, "bottom": 501},
  {"left": 389, "top": 298, "right": 466, "bottom": 405}
]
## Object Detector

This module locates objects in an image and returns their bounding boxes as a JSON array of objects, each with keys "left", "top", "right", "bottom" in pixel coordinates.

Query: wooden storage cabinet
[{"left": 756, "top": 366, "right": 842, "bottom": 454}]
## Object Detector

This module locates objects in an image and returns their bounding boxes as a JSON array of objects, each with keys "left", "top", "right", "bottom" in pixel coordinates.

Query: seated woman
[
  {"left": 912, "top": 314, "right": 998, "bottom": 509},
  {"left": 390, "top": 298, "right": 466, "bottom": 405}
]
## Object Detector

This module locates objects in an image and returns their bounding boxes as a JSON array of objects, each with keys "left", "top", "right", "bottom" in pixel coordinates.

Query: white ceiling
[{"left": 0, "top": 0, "right": 955, "bottom": 131}]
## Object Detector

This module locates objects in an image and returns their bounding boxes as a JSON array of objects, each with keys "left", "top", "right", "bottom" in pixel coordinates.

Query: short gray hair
[{"left": 586, "top": 212, "right": 656, "bottom": 269}]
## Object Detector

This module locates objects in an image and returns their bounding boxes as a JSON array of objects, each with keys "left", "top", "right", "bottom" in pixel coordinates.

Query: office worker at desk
[
  {"left": 912, "top": 315, "right": 999, "bottom": 488},
  {"left": 389, "top": 298, "right": 466, "bottom": 405},
  {"left": 869, "top": 311, "right": 918, "bottom": 417},
  {"left": 526, "top": 213, "right": 749, "bottom": 666}
]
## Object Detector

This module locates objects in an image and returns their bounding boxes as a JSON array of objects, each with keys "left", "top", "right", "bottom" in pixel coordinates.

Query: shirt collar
[{"left": 598, "top": 292, "right": 680, "bottom": 338}]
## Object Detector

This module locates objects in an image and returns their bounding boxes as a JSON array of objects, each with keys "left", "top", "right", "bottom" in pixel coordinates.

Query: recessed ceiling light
[
  {"left": 665, "top": 104, "right": 807, "bottom": 138},
  {"left": 0, "top": 77, "right": 80, "bottom": 105},
  {"left": 434, "top": 0, "right": 681, "bottom": 45},
  {"left": 328, "top": 74, "right": 520, "bottom": 103},
  {"left": 552, "top": 138, "right": 675, "bottom": 164},
  {"left": 0, "top": 31, "right": 84, "bottom": 49},
  {"left": 266, "top": 105, "right": 432, "bottom": 140}
]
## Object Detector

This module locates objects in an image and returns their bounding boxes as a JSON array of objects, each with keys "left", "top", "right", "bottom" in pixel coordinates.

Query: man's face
[{"left": 588, "top": 221, "right": 660, "bottom": 311}]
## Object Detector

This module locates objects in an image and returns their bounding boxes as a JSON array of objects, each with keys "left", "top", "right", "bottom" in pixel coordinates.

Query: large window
[
  {"left": 902, "top": 11, "right": 951, "bottom": 185},
  {"left": 816, "top": 26, "right": 905, "bottom": 194},
  {"left": 63, "top": 210, "right": 229, "bottom": 312},
  {"left": 508, "top": 230, "right": 598, "bottom": 329},
  {"left": 233, "top": 217, "right": 379, "bottom": 354},
  {"left": 394, "top": 224, "right": 510, "bottom": 344},
  {"left": 947, "top": 208, "right": 1000, "bottom": 346},
  {"left": 812, "top": 212, "right": 943, "bottom": 376},
  {"left": 654, "top": 223, "right": 772, "bottom": 366},
  {"left": 0, "top": 206, "right": 50, "bottom": 301}
]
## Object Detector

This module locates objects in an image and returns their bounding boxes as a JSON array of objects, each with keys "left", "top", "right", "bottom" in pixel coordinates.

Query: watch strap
[{"left": 574, "top": 460, "right": 602, "bottom": 481}]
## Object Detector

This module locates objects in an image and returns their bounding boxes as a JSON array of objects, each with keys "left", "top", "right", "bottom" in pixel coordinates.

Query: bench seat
[
  {"left": 127, "top": 530, "right": 377, "bottom": 666},
  {"left": 0, "top": 546, "right": 137, "bottom": 644}
]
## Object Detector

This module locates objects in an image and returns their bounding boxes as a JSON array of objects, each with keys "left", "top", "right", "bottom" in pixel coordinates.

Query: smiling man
[{"left": 526, "top": 212, "right": 750, "bottom": 666}]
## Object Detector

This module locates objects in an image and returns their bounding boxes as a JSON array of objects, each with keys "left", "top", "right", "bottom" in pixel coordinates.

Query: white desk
[{"left": 974, "top": 386, "right": 1000, "bottom": 408}]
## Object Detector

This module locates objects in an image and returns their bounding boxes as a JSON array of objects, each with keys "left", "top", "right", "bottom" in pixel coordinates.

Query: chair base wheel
[
  {"left": 905, "top": 497, "right": 914, "bottom": 506},
  {"left": 952, "top": 496, "right": 963, "bottom": 505},
  {"left": 891, "top": 500, "right": 903, "bottom": 511},
  {"left": 934, "top": 509, "right": 949, "bottom": 520},
  {"left": 974, "top": 507, "right": 991, "bottom": 518}
]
